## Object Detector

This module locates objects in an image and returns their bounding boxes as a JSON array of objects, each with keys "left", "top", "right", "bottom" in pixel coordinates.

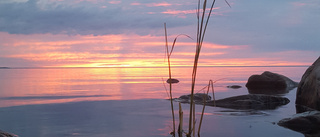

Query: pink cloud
[
  {"left": 291, "top": 2, "right": 307, "bottom": 7},
  {"left": 109, "top": 0, "right": 121, "bottom": 4},
  {"left": 0, "top": 32, "right": 312, "bottom": 67},
  {"left": 162, "top": 8, "right": 220, "bottom": 16},
  {"left": 162, "top": 9, "right": 196, "bottom": 15},
  {"left": 146, "top": 2, "right": 172, "bottom": 7},
  {"left": 131, "top": 2, "right": 173, "bottom": 7},
  {"left": 130, "top": 2, "right": 141, "bottom": 6}
]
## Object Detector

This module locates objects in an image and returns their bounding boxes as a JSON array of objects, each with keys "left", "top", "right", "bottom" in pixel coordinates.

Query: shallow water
[{"left": 0, "top": 67, "right": 307, "bottom": 136}]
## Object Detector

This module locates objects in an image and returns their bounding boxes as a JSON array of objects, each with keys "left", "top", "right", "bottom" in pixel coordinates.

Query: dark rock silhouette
[
  {"left": 296, "top": 57, "right": 320, "bottom": 113},
  {"left": 177, "top": 93, "right": 211, "bottom": 103},
  {"left": 278, "top": 111, "right": 320, "bottom": 136},
  {"left": 278, "top": 57, "right": 320, "bottom": 136},
  {"left": 227, "top": 85, "right": 242, "bottom": 89},
  {"left": 207, "top": 94, "right": 289, "bottom": 110},
  {"left": 166, "top": 78, "right": 179, "bottom": 84},
  {"left": 0, "top": 130, "right": 18, "bottom": 137},
  {"left": 176, "top": 94, "right": 289, "bottom": 110},
  {"left": 246, "top": 71, "right": 298, "bottom": 94}
]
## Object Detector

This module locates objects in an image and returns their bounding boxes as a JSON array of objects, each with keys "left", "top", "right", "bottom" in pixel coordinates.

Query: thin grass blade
[
  {"left": 169, "top": 34, "right": 193, "bottom": 56},
  {"left": 164, "top": 23, "right": 176, "bottom": 136}
]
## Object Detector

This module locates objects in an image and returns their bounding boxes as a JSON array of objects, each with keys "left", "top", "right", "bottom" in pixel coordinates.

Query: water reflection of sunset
[{"left": 0, "top": 67, "right": 306, "bottom": 107}]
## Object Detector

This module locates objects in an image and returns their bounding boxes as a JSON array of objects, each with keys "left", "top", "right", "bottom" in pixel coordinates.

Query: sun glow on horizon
[
  {"left": 53, "top": 58, "right": 309, "bottom": 68},
  {"left": 0, "top": 32, "right": 313, "bottom": 68}
]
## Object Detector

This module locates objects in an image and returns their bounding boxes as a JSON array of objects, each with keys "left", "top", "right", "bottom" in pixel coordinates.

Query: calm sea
[
  {"left": 0, "top": 66, "right": 306, "bottom": 107},
  {"left": 0, "top": 66, "right": 308, "bottom": 137}
]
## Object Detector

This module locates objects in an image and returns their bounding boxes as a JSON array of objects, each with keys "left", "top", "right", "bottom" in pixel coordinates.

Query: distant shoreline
[{"left": 0, "top": 67, "right": 10, "bottom": 69}]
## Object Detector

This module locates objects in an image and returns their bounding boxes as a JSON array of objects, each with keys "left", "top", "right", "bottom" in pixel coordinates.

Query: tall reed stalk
[
  {"left": 164, "top": 23, "right": 192, "bottom": 136},
  {"left": 187, "top": 0, "right": 217, "bottom": 136},
  {"left": 178, "top": 103, "right": 183, "bottom": 137},
  {"left": 198, "top": 80, "right": 215, "bottom": 136},
  {"left": 164, "top": 0, "right": 230, "bottom": 136},
  {"left": 164, "top": 23, "right": 176, "bottom": 136}
]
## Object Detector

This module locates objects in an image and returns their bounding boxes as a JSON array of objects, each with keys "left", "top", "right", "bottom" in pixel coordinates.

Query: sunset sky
[{"left": 0, "top": 0, "right": 319, "bottom": 67}]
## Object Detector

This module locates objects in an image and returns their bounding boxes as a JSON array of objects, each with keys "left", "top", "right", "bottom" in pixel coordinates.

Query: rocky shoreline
[
  {"left": 174, "top": 57, "right": 320, "bottom": 136},
  {"left": 175, "top": 71, "right": 298, "bottom": 110},
  {"left": 277, "top": 57, "right": 320, "bottom": 136}
]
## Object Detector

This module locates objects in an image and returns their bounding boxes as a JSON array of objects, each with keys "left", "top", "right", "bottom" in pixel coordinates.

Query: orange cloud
[
  {"left": 134, "top": 41, "right": 234, "bottom": 50},
  {"left": 0, "top": 32, "right": 310, "bottom": 68},
  {"left": 8, "top": 52, "right": 93, "bottom": 61},
  {"left": 1, "top": 32, "right": 124, "bottom": 47},
  {"left": 170, "top": 52, "right": 225, "bottom": 57},
  {"left": 198, "top": 57, "right": 310, "bottom": 67}
]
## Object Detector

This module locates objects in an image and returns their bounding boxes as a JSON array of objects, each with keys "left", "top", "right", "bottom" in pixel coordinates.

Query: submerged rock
[
  {"left": 278, "top": 111, "right": 320, "bottom": 136},
  {"left": 215, "top": 110, "right": 268, "bottom": 116},
  {"left": 248, "top": 88, "right": 291, "bottom": 95},
  {"left": 246, "top": 71, "right": 298, "bottom": 94},
  {"left": 177, "top": 93, "right": 211, "bottom": 103},
  {"left": 176, "top": 94, "right": 289, "bottom": 110},
  {"left": 296, "top": 57, "right": 320, "bottom": 113},
  {"left": 207, "top": 94, "right": 290, "bottom": 110}
]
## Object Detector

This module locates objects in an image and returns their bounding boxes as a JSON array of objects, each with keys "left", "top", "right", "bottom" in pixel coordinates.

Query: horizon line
[{"left": 0, "top": 65, "right": 309, "bottom": 69}]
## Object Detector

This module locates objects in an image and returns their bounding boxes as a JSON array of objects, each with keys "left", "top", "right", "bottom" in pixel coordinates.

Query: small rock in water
[
  {"left": 227, "top": 85, "right": 242, "bottom": 89},
  {"left": 178, "top": 93, "right": 211, "bottom": 103},
  {"left": 166, "top": 78, "right": 179, "bottom": 84}
]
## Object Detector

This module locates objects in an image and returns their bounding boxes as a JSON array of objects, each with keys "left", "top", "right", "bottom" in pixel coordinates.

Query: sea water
[{"left": 0, "top": 67, "right": 308, "bottom": 137}]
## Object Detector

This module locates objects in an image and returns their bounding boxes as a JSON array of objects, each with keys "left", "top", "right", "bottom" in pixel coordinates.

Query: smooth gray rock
[
  {"left": 176, "top": 94, "right": 289, "bottom": 110},
  {"left": 246, "top": 71, "right": 298, "bottom": 94},
  {"left": 177, "top": 93, "right": 211, "bottom": 103},
  {"left": 296, "top": 57, "right": 320, "bottom": 113},
  {"left": 278, "top": 111, "right": 320, "bottom": 136},
  {"left": 207, "top": 94, "right": 290, "bottom": 110}
]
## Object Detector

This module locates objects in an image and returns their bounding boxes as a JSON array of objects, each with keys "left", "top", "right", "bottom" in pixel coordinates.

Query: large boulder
[
  {"left": 246, "top": 71, "right": 298, "bottom": 94},
  {"left": 296, "top": 57, "right": 320, "bottom": 113},
  {"left": 278, "top": 111, "right": 320, "bottom": 136}
]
